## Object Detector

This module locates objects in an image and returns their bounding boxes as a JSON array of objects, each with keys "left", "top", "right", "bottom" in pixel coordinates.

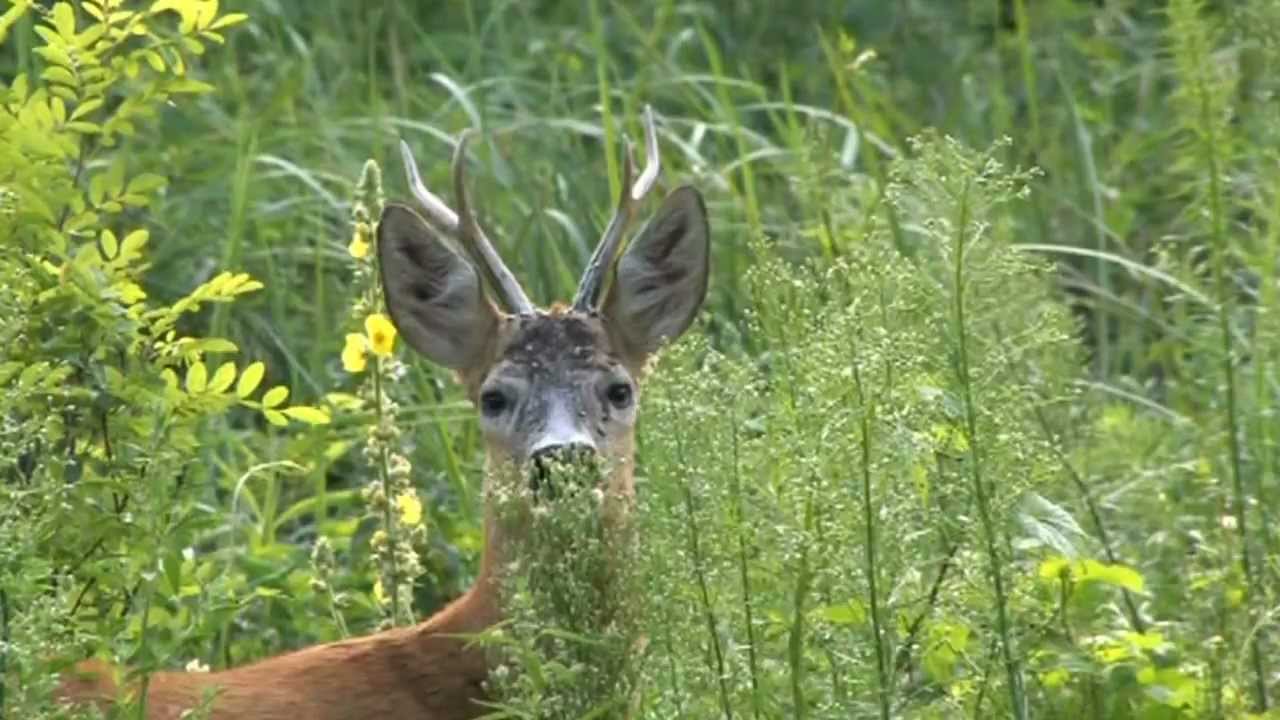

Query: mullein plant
[{"left": 339, "top": 160, "right": 427, "bottom": 629}]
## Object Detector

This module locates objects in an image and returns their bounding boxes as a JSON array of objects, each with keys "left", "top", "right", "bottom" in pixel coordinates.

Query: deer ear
[
  {"left": 603, "top": 186, "right": 710, "bottom": 360},
  {"left": 377, "top": 203, "right": 498, "bottom": 369}
]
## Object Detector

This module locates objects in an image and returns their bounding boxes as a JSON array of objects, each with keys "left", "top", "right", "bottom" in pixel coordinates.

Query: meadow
[{"left": 2, "top": 0, "right": 1278, "bottom": 717}]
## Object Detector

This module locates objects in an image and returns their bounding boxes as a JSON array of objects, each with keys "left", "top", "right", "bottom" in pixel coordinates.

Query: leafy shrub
[{"left": 0, "top": 2, "right": 330, "bottom": 715}]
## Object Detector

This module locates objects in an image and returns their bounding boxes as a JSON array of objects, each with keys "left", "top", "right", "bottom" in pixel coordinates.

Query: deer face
[
  {"left": 475, "top": 311, "right": 635, "bottom": 478},
  {"left": 377, "top": 108, "right": 708, "bottom": 504}
]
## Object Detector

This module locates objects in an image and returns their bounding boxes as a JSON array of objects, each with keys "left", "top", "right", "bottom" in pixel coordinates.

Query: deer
[{"left": 53, "top": 105, "right": 710, "bottom": 720}]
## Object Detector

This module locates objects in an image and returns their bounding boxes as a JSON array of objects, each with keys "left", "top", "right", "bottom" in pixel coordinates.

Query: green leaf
[
  {"left": 141, "top": 49, "right": 166, "bottom": 72},
  {"left": 1038, "top": 556, "right": 1071, "bottom": 582},
  {"left": 121, "top": 229, "right": 150, "bottom": 255},
  {"left": 814, "top": 601, "right": 865, "bottom": 626},
  {"left": 51, "top": 2, "right": 75, "bottom": 39},
  {"left": 261, "top": 385, "right": 289, "bottom": 408},
  {"left": 127, "top": 173, "right": 167, "bottom": 195},
  {"left": 209, "top": 361, "right": 236, "bottom": 393},
  {"left": 41, "top": 65, "right": 76, "bottom": 87},
  {"left": 185, "top": 361, "right": 208, "bottom": 393},
  {"left": 236, "top": 361, "right": 264, "bottom": 398},
  {"left": 99, "top": 229, "right": 118, "bottom": 259},
  {"left": 282, "top": 406, "right": 331, "bottom": 425},
  {"left": 1084, "top": 561, "right": 1145, "bottom": 594},
  {"left": 0, "top": 361, "right": 23, "bottom": 386},
  {"left": 71, "top": 98, "right": 104, "bottom": 121},
  {"left": 209, "top": 13, "right": 248, "bottom": 30},
  {"left": 263, "top": 409, "right": 288, "bottom": 427},
  {"left": 169, "top": 78, "right": 215, "bottom": 94}
]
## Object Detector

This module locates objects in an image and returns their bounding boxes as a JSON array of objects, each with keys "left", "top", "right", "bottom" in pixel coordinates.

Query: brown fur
[{"left": 55, "top": 585, "right": 501, "bottom": 719}]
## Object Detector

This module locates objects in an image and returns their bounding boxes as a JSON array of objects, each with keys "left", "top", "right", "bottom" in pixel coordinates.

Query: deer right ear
[{"left": 377, "top": 203, "right": 498, "bottom": 370}]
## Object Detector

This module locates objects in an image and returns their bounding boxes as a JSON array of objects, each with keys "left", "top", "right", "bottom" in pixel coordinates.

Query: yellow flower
[
  {"left": 396, "top": 492, "right": 423, "bottom": 526},
  {"left": 365, "top": 313, "right": 397, "bottom": 357},
  {"left": 341, "top": 333, "right": 367, "bottom": 373},
  {"left": 347, "top": 223, "right": 370, "bottom": 259}
]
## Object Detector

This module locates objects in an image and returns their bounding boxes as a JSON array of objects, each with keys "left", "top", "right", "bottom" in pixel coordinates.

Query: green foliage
[
  {"left": 0, "top": 2, "right": 327, "bottom": 715},
  {"left": 2, "top": 1, "right": 1278, "bottom": 719},
  {"left": 482, "top": 458, "right": 642, "bottom": 718},
  {"left": 632, "top": 133, "right": 1083, "bottom": 718}
]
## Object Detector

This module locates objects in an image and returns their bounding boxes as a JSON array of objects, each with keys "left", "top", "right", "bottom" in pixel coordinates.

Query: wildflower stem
[
  {"left": 1202, "top": 71, "right": 1269, "bottom": 715},
  {"left": 0, "top": 588, "right": 8, "bottom": 715},
  {"left": 951, "top": 178, "right": 1025, "bottom": 718},
  {"left": 372, "top": 356, "right": 402, "bottom": 626},
  {"left": 850, "top": 353, "right": 890, "bottom": 720},
  {"left": 727, "top": 396, "right": 762, "bottom": 720}
]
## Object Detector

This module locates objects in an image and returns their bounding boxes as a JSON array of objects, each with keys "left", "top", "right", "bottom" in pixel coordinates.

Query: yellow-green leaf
[
  {"left": 41, "top": 66, "right": 76, "bottom": 87},
  {"left": 142, "top": 49, "right": 166, "bottom": 72},
  {"left": 122, "top": 229, "right": 149, "bottom": 255},
  {"left": 209, "top": 13, "right": 248, "bottom": 30},
  {"left": 127, "top": 173, "right": 167, "bottom": 195},
  {"left": 161, "top": 368, "right": 180, "bottom": 391},
  {"left": 1084, "top": 561, "right": 1145, "bottom": 594},
  {"left": 71, "top": 98, "right": 103, "bottom": 121},
  {"left": 99, "top": 229, "right": 118, "bottom": 259},
  {"left": 814, "top": 601, "right": 866, "bottom": 626},
  {"left": 185, "top": 361, "right": 208, "bottom": 393},
  {"left": 169, "top": 78, "right": 214, "bottom": 94},
  {"left": 51, "top": 2, "right": 75, "bottom": 39},
  {"left": 262, "top": 385, "right": 289, "bottom": 408},
  {"left": 263, "top": 409, "right": 288, "bottom": 427},
  {"left": 283, "top": 406, "right": 331, "bottom": 425},
  {"left": 236, "top": 361, "right": 264, "bottom": 398},
  {"left": 209, "top": 361, "right": 236, "bottom": 393}
]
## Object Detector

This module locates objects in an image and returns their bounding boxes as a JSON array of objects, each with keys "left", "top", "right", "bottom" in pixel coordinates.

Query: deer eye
[
  {"left": 605, "top": 382, "right": 633, "bottom": 409},
  {"left": 479, "top": 389, "right": 511, "bottom": 417}
]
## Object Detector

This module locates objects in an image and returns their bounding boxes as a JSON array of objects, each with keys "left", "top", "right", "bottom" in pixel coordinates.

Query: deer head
[{"left": 377, "top": 106, "right": 709, "bottom": 577}]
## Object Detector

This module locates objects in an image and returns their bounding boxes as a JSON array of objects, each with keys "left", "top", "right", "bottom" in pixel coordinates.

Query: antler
[
  {"left": 572, "top": 104, "right": 661, "bottom": 312},
  {"left": 398, "top": 133, "right": 535, "bottom": 315}
]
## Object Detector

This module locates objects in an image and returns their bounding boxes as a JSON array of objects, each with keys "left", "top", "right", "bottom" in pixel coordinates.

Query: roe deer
[{"left": 54, "top": 106, "right": 710, "bottom": 719}]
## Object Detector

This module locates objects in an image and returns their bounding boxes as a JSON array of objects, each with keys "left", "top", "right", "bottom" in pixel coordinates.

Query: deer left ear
[{"left": 603, "top": 186, "right": 710, "bottom": 361}]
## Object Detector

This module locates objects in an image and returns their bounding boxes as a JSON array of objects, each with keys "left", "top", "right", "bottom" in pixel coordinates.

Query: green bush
[{"left": 0, "top": 2, "right": 333, "bottom": 715}]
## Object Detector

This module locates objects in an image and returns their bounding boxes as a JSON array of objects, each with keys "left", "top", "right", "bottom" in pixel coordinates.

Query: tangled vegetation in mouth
[
  {"left": 527, "top": 453, "right": 606, "bottom": 502},
  {"left": 484, "top": 456, "right": 641, "bottom": 717}
]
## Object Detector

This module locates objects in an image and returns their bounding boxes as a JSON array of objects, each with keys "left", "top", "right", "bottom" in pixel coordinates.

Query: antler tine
[
  {"left": 450, "top": 131, "right": 536, "bottom": 315},
  {"left": 399, "top": 139, "right": 460, "bottom": 232},
  {"left": 573, "top": 104, "right": 662, "bottom": 311}
]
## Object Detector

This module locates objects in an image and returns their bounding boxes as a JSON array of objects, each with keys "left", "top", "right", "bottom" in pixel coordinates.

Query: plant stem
[
  {"left": 373, "top": 357, "right": 401, "bottom": 626},
  {"left": 727, "top": 396, "right": 762, "bottom": 719},
  {"left": 788, "top": 494, "right": 814, "bottom": 720},
  {"left": 850, "top": 354, "right": 890, "bottom": 720},
  {"left": 1203, "top": 94, "right": 1269, "bottom": 715},
  {"left": 0, "top": 588, "right": 8, "bottom": 717},
  {"left": 951, "top": 178, "right": 1025, "bottom": 718},
  {"left": 681, "top": 482, "right": 734, "bottom": 720},
  {"left": 1182, "top": 12, "right": 1269, "bottom": 701}
]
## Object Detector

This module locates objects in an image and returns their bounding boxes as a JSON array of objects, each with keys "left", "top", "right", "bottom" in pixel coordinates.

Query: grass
[{"left": 3, "top": 0, "right": 1279, "bottom": 717}]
